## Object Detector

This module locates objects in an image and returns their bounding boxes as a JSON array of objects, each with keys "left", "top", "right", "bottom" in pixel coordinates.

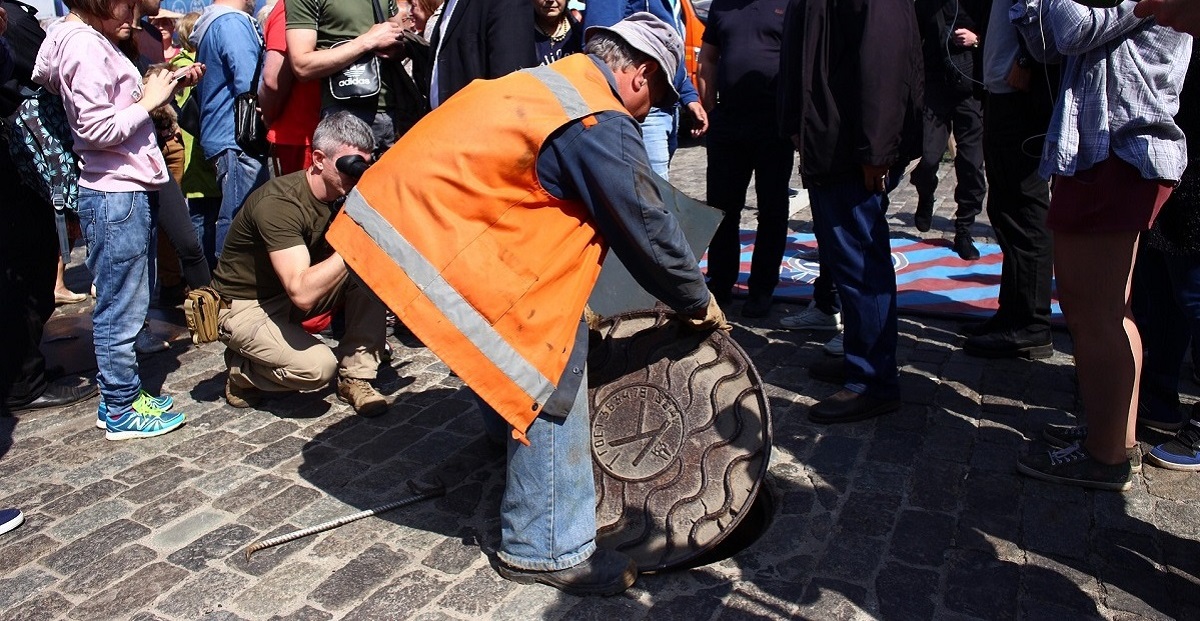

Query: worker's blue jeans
[
  {"left": 807, "top": 178, "right": 900, "bottom": 399},
  {"left": 479, "top": 373, "right": 597, "bottom": 571}
]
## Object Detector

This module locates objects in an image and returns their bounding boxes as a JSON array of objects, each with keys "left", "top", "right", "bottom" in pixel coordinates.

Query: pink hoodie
[{"left": 33, "top": 20, "right": 168, "bottom": 192}]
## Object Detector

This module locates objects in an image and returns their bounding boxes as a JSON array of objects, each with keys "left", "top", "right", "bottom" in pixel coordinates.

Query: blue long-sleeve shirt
[
  {"left": 1010, "top": 0, "right": 1190, "bottom": 181},
  {"left": 192, "top": 7, "right": 262, "bottom": 159},
  {"left": 582, "top": 0, "right": 700, "bottom": 107},
  {"left": 535, "top": 55, "right": 709, "bottom": 314}
]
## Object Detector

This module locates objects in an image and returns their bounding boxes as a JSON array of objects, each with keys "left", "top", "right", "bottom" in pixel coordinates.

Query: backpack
[{"left": 8, "top": 89, "right": 80, "bottom": 215}]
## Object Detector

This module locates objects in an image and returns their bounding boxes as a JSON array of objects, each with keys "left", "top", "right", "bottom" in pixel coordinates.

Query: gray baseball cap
[{"left": 585, "top": 12, "right": 683, "bottom": 107}]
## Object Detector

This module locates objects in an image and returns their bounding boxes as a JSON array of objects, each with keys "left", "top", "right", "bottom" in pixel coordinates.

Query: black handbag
[
  {"left": 329, "top": 41, "right": 382, "bottom": 100},
  {"left": 234, "top": 49, "right": 268, "bottom": 159}
]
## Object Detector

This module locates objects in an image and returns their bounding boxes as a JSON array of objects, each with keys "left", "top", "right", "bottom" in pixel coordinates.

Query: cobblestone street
[{"left": 2, "top": 143, "right": 1199, "bottom": 620}]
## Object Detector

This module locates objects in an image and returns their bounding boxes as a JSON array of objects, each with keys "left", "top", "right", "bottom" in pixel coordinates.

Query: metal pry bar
[{"left": 244, "top": 479, "right": 447, "bottom": 560}]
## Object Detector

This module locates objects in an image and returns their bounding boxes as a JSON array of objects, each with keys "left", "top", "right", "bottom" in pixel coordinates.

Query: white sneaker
[
  {"left": 134, "top": 325, "right": 170, "bottom": 354},
  {"left": 823, "top": 332, "right": 845, "bottom": 356},
  {"left": 780, "top": 301, "right": 842, "bottom": 331}
]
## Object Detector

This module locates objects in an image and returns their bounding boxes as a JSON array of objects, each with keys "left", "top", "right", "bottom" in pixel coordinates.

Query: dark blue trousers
[{"left": 808, "top": 179, "right": 900, "bottom": 399}]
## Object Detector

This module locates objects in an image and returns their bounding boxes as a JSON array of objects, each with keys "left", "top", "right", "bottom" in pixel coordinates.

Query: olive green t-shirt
[
  {"left": 212, "top": 171, "right": 336, "bottom": 302},
  {"left": 286, "top": 0, "right": 398, "bottom": 113}
]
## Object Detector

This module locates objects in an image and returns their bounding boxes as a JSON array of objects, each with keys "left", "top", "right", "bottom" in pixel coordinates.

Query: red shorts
[{"left": 1047, "top": 156, "right": 1173, "bottom": 234}]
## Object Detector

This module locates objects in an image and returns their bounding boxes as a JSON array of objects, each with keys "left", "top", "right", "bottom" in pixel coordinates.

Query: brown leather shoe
[{"left": 337, "top": 377, "right": 388, "bottom": 417}]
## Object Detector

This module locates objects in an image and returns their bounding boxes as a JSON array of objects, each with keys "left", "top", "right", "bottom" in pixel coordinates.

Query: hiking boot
[
  {"left": 97, "top": 390, "right": 174, "bottom": 428},
  {"left": 1145, "top": 421, "right": 1200, "bottom": 471},
  {"left": 823, "top": 332, "right": 845, "bottom": 356},
  {"left": 914, "top": 199, "right": 933, "bottom": 232},
  {"left": 1016, "top": 443, "right": 1132, "bottom": 492},
  {"left": 953, "top": 231, "right": 980, "bottom": 261},
  {"left": 497, "top": 548, "right": 637, "bottom": 596},
  {"left": 103, "top": 392, "right": 186, "bottom": 441},
  {"left": 781, "top": 300, "right": 841, "bottom": 331},
  {"left": 225, "top": 375, "right": 262, "bottom": 409},
  {"left": 337, "top": 377, "right": 388, "bottom": 417}
]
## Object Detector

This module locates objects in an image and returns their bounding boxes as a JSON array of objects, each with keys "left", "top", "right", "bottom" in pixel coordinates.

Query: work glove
[{"left": 683, "top": 295, "right": 732, "bottom": 332}]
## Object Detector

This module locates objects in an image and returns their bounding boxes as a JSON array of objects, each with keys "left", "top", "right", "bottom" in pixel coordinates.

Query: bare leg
[{"left": 1053, "top": 230, "right": 1141, "bottom": 465}]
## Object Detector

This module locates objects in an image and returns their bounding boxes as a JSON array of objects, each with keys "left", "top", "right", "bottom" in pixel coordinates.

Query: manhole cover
[{"left": 587, "top": 309, "right": 772, "bottom": 572}]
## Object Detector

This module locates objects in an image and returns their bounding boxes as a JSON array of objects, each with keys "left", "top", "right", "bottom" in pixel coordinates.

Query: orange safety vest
[{"left": 326, "top": 54, "right": 629, "bottom": 443}]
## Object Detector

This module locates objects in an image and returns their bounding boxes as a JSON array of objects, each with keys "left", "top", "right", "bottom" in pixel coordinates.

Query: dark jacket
[
  {"left": 914, "top": 0, "right": 987, "bottom": 93},
  {"left": 0, "top": 0, "right": 45, "bottom": 117},
  {"left": 426, "top": 0, "right": 537, "bottom": 106},
  {"left": 778, "top": 0, "right": 923, "bottom": 184},
  {"left": 1147, "top": 46, "right": 1200, "bottom": 257}
]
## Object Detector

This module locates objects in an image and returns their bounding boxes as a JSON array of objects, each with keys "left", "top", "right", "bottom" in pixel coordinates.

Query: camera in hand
[{"left": 336, "top": 154, "right": 371, "bottom": 179}]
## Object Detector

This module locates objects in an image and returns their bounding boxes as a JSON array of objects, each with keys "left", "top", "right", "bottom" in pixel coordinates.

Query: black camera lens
[{"left": 336, "top": 155, "right": 371, "bottom": 179}]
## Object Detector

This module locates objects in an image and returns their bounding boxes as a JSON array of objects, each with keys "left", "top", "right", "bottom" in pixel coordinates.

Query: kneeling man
[{"left": 212, "top": 112, "right": 389, "bottom": 416}]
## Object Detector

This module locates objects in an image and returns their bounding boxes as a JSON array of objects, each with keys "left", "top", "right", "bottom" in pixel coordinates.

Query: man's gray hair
[
  {"left": 312, "top": 112, "right": 376, "bottom": 155},
  {"left": 584, "top": 31, "right": 653, "bottom": 73}
]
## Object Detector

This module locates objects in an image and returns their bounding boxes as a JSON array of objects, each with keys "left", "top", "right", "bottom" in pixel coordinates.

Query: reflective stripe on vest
[
  {"left": 340, "top": 191, "right": 557, "bottom": 406},
  {"left": 326, "top": 54, "right": 627, "bottom": 441}
]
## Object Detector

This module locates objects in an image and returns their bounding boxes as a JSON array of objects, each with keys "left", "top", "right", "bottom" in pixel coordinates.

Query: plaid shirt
[{"left": 1011, "top": 0, "right": 1191, "bottom": 182}]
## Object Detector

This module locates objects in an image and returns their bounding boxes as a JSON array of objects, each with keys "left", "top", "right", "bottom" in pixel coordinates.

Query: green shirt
[
  {"left": 212, "top": 171, "right": 336, "bottom": 301},
  {"left": 286, "top": 0, "right": 398, "bottom": 113}
]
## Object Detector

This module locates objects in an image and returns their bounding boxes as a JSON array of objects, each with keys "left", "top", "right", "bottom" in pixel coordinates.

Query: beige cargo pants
[{"left": 217, "top": 275, "right": 386, "bottom": 392}]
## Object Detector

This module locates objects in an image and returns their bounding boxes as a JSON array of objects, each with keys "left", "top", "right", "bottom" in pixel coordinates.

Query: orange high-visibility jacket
[{"left": 326, "top": 54, "right": 629, "bottom": 442}]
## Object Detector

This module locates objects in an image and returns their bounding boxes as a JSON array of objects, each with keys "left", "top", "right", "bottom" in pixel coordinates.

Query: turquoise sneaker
[
  {"left": 96, "top": 391, "right": 174, "bottom": 429},
  {"left": 103, "top": 392, "right": 185, "bottom": 441}
]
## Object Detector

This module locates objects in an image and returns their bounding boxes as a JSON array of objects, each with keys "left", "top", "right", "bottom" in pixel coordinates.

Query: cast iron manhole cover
[{"left": 587, "top": 309, "right": 772, "bottom": 571}]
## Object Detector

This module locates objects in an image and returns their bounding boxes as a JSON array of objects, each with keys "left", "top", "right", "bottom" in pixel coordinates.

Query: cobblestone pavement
[{"left": 3, "top": 143, "right": 1200, "bottom": 621}]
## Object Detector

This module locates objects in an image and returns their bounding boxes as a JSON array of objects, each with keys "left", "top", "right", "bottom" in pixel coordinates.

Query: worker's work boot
[
  {"left": 337, "top": 377, "right": 388, "bottom": 417},
  {"left": 225, "top": 375, "right": 263, "bottom": 409},
  {"left": 497, "top": 548, "right": 637, "bottom": 596}
]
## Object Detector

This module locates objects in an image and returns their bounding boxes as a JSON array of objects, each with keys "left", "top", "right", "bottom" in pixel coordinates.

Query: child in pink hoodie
[{"left": 33, "top": 0, "right": 203, "bottom": 440}]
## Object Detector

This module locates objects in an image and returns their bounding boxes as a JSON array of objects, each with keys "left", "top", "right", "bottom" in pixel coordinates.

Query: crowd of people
[{"left": 0, "top": 0, "right": 1199, "bottom": 598}]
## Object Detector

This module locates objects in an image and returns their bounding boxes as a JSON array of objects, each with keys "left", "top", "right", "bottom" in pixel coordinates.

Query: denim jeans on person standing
[
  {"left": 807, "top": 178, "right": 900, "bottom": 399},
  {"left": 76, "top": 187, "right": 152, "bottom": 409},
  {"left": 188, "top": 196, "right": 221, "bottom": 269},
  {"left": 213, "top": 149, "right": 268, "bottom": 259},
  {"left": 642, "top": 106, "right": 679, "bottom": 180},
  {"left": 478, "top": 369, "right": 597, "bottom": 571}
]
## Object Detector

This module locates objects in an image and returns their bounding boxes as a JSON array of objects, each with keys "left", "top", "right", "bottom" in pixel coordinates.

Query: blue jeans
[
  {"left": 188, "top": 196, "right": 221, "bottom": 269},
  {"left": 479, "top": 370, "right": 597, "bottom": 571},
  {"left": 808, "top": 178, "right": 900, "bottom": 399},
  {"left": 76, "top": 188, "right": 152, "bottom": 409},
  {"left": 641, "top": 106, "right": 679, "bottom": 180},
  {"left": 212, "top": 149, "right": 268, "bottom": 259}
]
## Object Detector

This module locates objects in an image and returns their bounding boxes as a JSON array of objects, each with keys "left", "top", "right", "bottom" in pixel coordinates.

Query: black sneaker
[
  {"left": 1042, "top": 424, "right": 1088, "bottom": 448},
  {"left": 953, "top": 231, "right": 980, "bottom": 261},
  {"left": 1016, "top": 443, "right": 1132, "bottom": 491},
  {"left": 1041, "top": 424, "right": 1142, "bottom": 473},
  {"left": 497, "top": 548, "right": 637, "bottom": 596}
]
